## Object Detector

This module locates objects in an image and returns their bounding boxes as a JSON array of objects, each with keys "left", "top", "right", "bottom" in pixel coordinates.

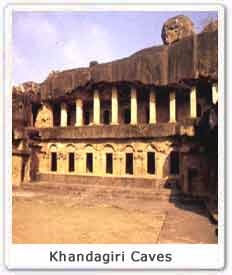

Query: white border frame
[{"left": 3, "top": 2, "right": 225, "bottom": 270}]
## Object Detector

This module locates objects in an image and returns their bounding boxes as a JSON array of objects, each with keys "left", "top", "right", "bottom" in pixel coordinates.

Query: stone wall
[
  {"left": 12, "top": 155, "right": 22, "bottom": 186},
  {"left": 179, "top": 150, "right": 209, "bottom": 196},
  {"left": 12, "top": 153, "right": 30, "bottom": 186},
  {"left": 36, "top": 139, "right": 178, "bottom": 179}
]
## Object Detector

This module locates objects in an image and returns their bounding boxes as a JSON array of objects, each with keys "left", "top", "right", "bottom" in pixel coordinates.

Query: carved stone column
[
  {"left": 118, "top": 152, "right": 123, "bottom": 176},
  {"left": 131, "top": 87, "right": 137, "bottom": 124},
  {"left": 169, "top": 91, "right": 176, "bottom": 122},
  {"left": 113, "top": 152, "right": 118, "bottom": 175},
  {"left": 60, "top": 102, "right": 68, "bottom": 127},
  {"left": 135, "top": 150, "right": 144, "bottom": 176},
  {"left": 75, "top": 98, "right": 83, "bottom": 126},
  {"left": 190, "top": 87, "right": 197, "bottom": 118},
  {"left": 111, "top": 86, "right": 118, "bottom": 124},
  {"left": 149, "top": 88, "right": 157, "bottom": 124},
  {"left": 93, "top": 90, "right": 100, "bottom": 125},
  {"left": 58, "top": 146, "right": 67, "bottom": 173},
  {"left": 212, "top": 83, "right": 218, "bottom": 104}
]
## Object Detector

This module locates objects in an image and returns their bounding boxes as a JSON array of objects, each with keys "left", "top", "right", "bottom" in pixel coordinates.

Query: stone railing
[{"left": 26, "top": 121, "right": 196, "bottom": 140}]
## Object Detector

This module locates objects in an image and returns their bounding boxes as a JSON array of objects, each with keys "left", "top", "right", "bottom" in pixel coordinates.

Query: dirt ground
[{"left": 12, "top": 187, "right": 217, "bottom": 244}]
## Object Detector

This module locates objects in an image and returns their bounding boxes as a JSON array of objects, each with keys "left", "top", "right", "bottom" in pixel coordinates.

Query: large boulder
[
  {"left": 203, "top": 20, "right": 218, "bottom": 33},
  {"left": 161, "top": 15, "right": 195, "bottom": 45}
]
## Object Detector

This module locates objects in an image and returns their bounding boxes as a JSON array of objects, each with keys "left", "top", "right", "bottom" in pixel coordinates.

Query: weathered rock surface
[
  {"left": 13, "top": 81, "right": 40, "bottom": 95},
  {"left": 203, "top": 20, "right": 218, "bottom": 33},
  {"left": 12, "top": 16, "right": 217, "bottom": 101},
  {"left": 161, "top": 15, "right": 195, "bottom": 45}
]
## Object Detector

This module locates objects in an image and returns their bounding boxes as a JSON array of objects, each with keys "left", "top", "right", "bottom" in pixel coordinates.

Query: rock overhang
[{"left": 12, "top": 17, "right": 218, "bottom": 102}]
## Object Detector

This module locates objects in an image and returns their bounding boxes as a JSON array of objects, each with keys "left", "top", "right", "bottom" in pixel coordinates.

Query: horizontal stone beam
[{"left": 27, "top": 122, "right": 196, "bottom": 140}]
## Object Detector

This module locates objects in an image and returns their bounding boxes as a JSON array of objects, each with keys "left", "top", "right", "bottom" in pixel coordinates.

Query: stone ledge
[
  {"left": 36, "top": 173, "right": 167, "bottom": 189},
  {"left": 26, "top": 122, "right": 196, "bottom": 140}
]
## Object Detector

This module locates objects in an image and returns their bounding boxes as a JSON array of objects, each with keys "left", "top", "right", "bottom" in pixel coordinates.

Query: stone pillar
[
  {"left": 75, "top": 98, "right": 83, "bottom": 126},
  {"left": 131, "top": 87, "right": 137, "bottom": 124},
  {"left": 169, "top": 91, "right": 176, "bottom": 123},
  {"left": 94, "top": 152, "right": 98, "bottom": 175},
  {"left": 118, "top": 152, "right": 123, "bottom": 176},
  {"left": 135, "top": 151, "right": 144, "bottom": 176},
  {"left": 76, "top": 152, "right": 84, "bottom": 174},
  {"left": 190, "top": 87, "right": 197, "bottom": 118},
  {"left": 58, "top": 148, "right": 67, "bottom": 174},
  {"left": 60, "top": 103, "right": 68, "bottom": 127},
  {"left": 212, "top": 83, "right": 218, "bottom": 104},
  {"left": 113, "top": 153, "right": 118, "bottom": 175},
  {"left": 93, "top": 90, "right": 100, "bottom": 125},
  {"left": 39, "top": 150, "right": 48, "bottom": 174},
  {"left": 111, "top": 87, "right": 118, "bottom": 124},
  {"left": 149, "top": 88, "right": 157, "bottom": 124}
]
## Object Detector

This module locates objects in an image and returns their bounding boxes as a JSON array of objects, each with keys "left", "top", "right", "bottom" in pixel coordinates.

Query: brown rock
[
  {"left": 12, "top": 15, "right": 218, "bottom": 100},
  {"left": 161, "top": 15, "right": 195, "bottom": 45},
  {"left": 203, "top": 20, "right": 218, "bottom": 33}
]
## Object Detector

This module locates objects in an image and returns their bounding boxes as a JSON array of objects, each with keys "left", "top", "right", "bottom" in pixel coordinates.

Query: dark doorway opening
[
  {"left": 124, "top": 109, "right": 131, "bottom": 124},
  {"left": 146, "top": 107, "right": 150, "bottom": 124},
  {"left": 106, "top": 153, "right": 113, "bottom": 174},
  {"left": 31, "top": 104, "right": 41, "bottom": 126},
  {"left": 53, "top": 104, "right": 61, "bottom": 126},
  {"left": 197, "top": 103, "right": 202, "bottom": 117},
  {"left": 84, "top": 111, "right": 90, "bottom": 125},
  {"left": 147, "top": 152, "right": 155, "bottom": 174},
  {"left": 126, "top": 153, "right": 133, "bottom": 174},
  {"left": 67, "top": 104, "right": 76, "bottom": 126},
  {"left": 69, "top": 152, "right": 75, "bottom": 172},
  {"left": 86, "top": 153, "right": 93, "bottom": 173},
  {"left": 51, "top": 152, "right": 57, "bottom": 172},
  {"left": 103, "top": 110, "right": 110, "bottom": 125},
  {"left": 170, "top": 151, "right": 179, "bottom": 174}
]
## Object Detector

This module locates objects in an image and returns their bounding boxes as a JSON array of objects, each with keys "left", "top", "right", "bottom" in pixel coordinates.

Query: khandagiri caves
[{"left": 12, "top": 15, "right": 218, "bottom": 229}]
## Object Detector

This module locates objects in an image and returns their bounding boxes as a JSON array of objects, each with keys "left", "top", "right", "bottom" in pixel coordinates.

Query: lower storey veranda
[{"left": 35, "top": 140, "right": 180, "bottom": 179}]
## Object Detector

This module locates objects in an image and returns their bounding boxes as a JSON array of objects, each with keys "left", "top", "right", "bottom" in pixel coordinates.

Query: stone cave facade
[{"left": 12, "top": 15, "right": 218, "bottom": 200}]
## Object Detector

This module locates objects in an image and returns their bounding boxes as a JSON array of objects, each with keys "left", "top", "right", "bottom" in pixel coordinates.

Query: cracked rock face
[{"left": 161, "top": 15, "right": 195, "bottom": 45}]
